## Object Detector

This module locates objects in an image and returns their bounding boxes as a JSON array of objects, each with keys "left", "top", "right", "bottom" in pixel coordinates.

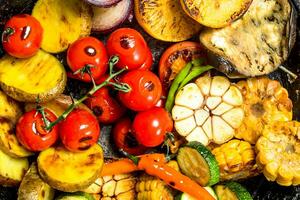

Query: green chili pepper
[
  {"left": 165, "top": 61, "right": 193, "bottom": 112},
  {"left": 178, "top": 65, "right": 213, "bottom": 90}
]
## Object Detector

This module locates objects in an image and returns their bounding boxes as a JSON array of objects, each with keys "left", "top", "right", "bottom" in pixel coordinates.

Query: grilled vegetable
[
  {"left": 200, "top": 0, "right": 297, "bottom": 77},
  {"left": 235, "top": 77, "right": 292, "bottom": 144},
  {"left": 134, "top": 0, "right": 201, "bottom": 42},
  {"left": 91, "top": 0, "right": 132, "bottom": 33},
  {"left": 25, "top": 94, "right": 92, "bottom": 117},
  {"left": 56, "top": 192, "right": 94, "bottom": 200},
  {"left": 214, "top": 182, "right": 253, "bottom": 200},
  {"left": 0, "top": 148, "right": 29, "bottom": 187},
  {"left": 0, "top": 90, "right": 32, "bottom": 158},
  {"left": 177, "top": 187, "right": 218, "bottom": 200},
  {"left": 18, "top": 163, "right": 54, "bottom": 200},
  {"left": 180, "top": 0, "right": 252, "bottom": 28},
  {"left": 32, "top": 0, "right": 92, "bottom": 53},
  {"left": 0, "top": 50, "right": 67, "bottom": 102},
  {"left": 136, "top": 174, "right": 173, "bottom": 200},
  {"left": 256, "top": 121, "right": 300, "bottom": 186},
  {"left": 211, "top": 139, "right": 260, "bottom": 181},
  {"left": 172, "top": 74, "right": 244, "bottom": 146},
  {"left": 84, "top": 173, "right": 136, "bottom": 199},
  {"left": 37, "top": 145, "right": 104, "bottom": 192},
  {"left": 177, "top": 141, "right": 219, "bottom": 186}
]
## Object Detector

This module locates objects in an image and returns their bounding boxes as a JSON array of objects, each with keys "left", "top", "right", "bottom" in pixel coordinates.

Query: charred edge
[
  {"left": 79, "top": 136, "right": 93, "bottom": 143},
  {"left": 78, "top": 145, "right": 92, "bottom": 151}
]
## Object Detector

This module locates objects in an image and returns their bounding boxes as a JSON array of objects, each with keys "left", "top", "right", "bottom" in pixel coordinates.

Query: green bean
[
  {"left": 165, "top": 62, "right": 193, "bottom": 112},
  {"left": 178, "top": 65, "right": 213, "bottom": 90}
]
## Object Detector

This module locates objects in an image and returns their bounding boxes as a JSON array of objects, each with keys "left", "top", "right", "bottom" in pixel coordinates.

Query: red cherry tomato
[
  {"left": 138, "top": 48, "right": 153, "bottom": 71},
  {"left": 118, "top": 70, "right": 162, "bottom": 111},
  {"left": 85, "top": 87, "right": 126, "bottom": 124},
  {"left": 113, "top": 117, "right": 147, "bottom": 155},
  {"left": 2, "top": 14, "right": 43, "bottom": 58},
  {"left": 16, "top": 109, "right": 58, "bottom": 151},
  {"left": 132, "top": 107, "right": 173, "bottom": 147},
  {"left": 67, "top": 37, "right": 108, "bottom": 82},
  {"left": 106, "top": 28, "right": 151, "bottom": 70},
  {"left": 59, "top": 109, "right": 100, "bottom": 152}
]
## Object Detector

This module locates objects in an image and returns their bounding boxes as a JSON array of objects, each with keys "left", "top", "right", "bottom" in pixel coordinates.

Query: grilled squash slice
[
  {"left": 0, "top": 148, "right": 29, "bottom": 187},
  {"left": 235, "top": 77, "right": 292, "bottom": 144},
  {"left": 200, "top": 0, "right": 295, "bottom": 76},
  {"left": 215, "top": 182, "right": 252, "bottom": 200},
  {"left": 32, "top": 0, "right": 92, "bottom": 53},
  {"left": 0, "top": 90, "right": 33, "bottom": 158},
  {"left": 37, "top": 145, "right": 104, "bottom": 192},
  {"left": 180, "top": 0, "right": 252, "bottom": 28},
  {"left": 256, "top": 121, "right": 300, "bottom": 186},
  {"left": 211, "top": 139, "right": 260, "bottom": 181},
  {"left": 0, "top": 50, "right": 67, "bottom": 103},
  {"left": 18, "top": 163, "right": 55, "bottom": 200},
  {"left": 134, "top": 0, "right": 201, "bottom": 42}
]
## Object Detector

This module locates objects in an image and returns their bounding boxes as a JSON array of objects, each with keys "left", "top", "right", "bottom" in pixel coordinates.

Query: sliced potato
[
  {"left": 0, "top": 90, "right": 33, "bottom": 158},
  {"left": 180, "top": 0, "right": 252, "bottom": 28},
  {"left": 0, "top": 50, "right": 67, "bottom": 103},
  {"left": 0, "top": 148, "right": 29, "bottom": 187},
  {"left": 38, "top": 145, "right": 104, "bottom": 192},
  {"left": 25, "top": 94, "right": 92, "bottom": 117},
  {"left": 18, "top": 163, "right": 55, "bottom": 200},
  {"left": 134, "top": 0, "right": 201, "bottom": 42},
  {"left": 32, "top": 0, "right": 92, "bottom": 53}
]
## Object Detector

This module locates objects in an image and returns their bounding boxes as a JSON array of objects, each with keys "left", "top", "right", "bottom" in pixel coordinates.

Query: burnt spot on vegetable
[
  {"left": 169, "top": 181, "right": 175, "bottom": 187},
  {"left": 78, "top": 144, "right": 92, "bottom": 151},
  {"left": 79, "top": 136, "right": 93, "bottom": 143},
  {"left": 120, "top": 36, "right": 135, "bottom": 49},
  {"left": 21, "top": 26, "right": 31, "bottom": 40},
  {"left": 92, "top": 106, "right": 103, "bottom": 117},
  {"left": 84, "top": 46, "right": 96, "bottom": 56}
]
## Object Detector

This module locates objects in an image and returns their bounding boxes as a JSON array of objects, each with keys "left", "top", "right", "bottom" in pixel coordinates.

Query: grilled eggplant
[{"left": 200, "top": 0, "right": 297, "bottom": 77}]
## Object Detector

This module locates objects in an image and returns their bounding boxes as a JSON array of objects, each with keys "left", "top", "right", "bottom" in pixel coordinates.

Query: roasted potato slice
[
  {"left": 0, "top": 148, "right": 29, "bottom": 187},
  {"left": 180, "top": 0, "right": 252, "bottom": 28},
  {"left": 18, "top": 163, "right": 55, "bottom": 200},
  {"left": 0, "top": 50, "right": 67, "bottom": 103},
  {"left": 25, "top": 94, "right": 92, "bottom": 117},
  {"left": 134, "top": 0, "right": 201, "bottom": 42},
  {"left": 0, "top": 90, "right": 33, "bottom": 158},
  {"left": 38, "top": 145, "right": 104, "bottom": 192},
  {"left": 32, "top": 0, "right": 92, "bottom": 53}
]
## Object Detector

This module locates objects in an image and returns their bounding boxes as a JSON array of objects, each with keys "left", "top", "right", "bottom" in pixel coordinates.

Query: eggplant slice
[{"left": 200, "top": 0, "right": 297, "bottom": 77}]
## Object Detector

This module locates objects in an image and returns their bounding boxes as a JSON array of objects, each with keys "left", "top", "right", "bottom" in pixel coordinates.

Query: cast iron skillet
[{"left": 0, "top": 0, "right": 300, "bottom": 199}]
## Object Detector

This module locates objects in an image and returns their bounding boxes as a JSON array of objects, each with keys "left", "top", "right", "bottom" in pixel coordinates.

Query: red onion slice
[
  {"left": 91, "top": 0, "right": 132, "bottom": 33},
  {"left": 84, "top": 0, "right": 121, "bottom": 7}
]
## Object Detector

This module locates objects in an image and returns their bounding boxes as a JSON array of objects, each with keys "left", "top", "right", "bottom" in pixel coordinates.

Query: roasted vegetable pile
[{"left": 0, "top": 0, "right": 299, "bottom": 200}]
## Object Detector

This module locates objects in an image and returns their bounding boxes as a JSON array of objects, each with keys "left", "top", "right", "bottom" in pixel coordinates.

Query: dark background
[{"left": 0, "top": 0, "right": 300, "bottom": 199}]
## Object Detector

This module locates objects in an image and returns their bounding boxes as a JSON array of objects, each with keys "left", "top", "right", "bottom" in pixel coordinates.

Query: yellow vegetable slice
[
  {"left": 134, "top": 0, "right": 201, "bottom": 42},
  {"left": 38, "top": 145, "right": 104, "bottom": 192},
  {"left": 32, "top": 0, "right": 92, "bottom": 53}
]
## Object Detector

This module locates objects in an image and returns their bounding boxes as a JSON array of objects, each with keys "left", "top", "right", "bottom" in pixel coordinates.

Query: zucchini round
[
  {"left": 215, "top": 182, "right": 253, "bottom": 200},
  {"left": 177, "top": 141, "right": 220, "bottom": 186},
  {"left": 176, "top": 187, "right": 218, "bottom": 200},
  {"left": 56, "top": 192, "right": 94, "bottom": 200}
]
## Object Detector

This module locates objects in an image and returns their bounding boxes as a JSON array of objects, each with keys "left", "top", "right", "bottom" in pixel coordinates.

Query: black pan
[{"left": 0, "top": 0, "right": 300, "bottom": 199}]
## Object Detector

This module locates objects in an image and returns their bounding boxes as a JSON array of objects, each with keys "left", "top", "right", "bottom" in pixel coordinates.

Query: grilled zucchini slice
[
  {"left": 215, "top": 182, "right": 252, "bottom": 200},
  {"left": 32, "top": 0, "right": 92, "bottom": 53},
  {"left": 18, "top": 163, "right": 55, "bottom": 200},
  {"left": 56, "top": 192, "right": 94, "bottom": 200},
  {"left": 200, "top": 0, "right": 295, "bottom": 77},
  {"left": 177, "top": 141, "right": 220, "bottom": 186},
  {"left": 134, "top": 0, "right": 201, "bottom": 42},
  {"left": 176, "top": 187, "right": 218, "bottom": 200},
  {"left": 0, "top": 50, "right": 67, "bottom": 102},
  {"left": 0, "top": 148, "right": 29, "bottom": 187},
  {"left": 37, "top": 145, "right": 104, "bottom": 192},
  {"left": 180, "top": 0, "right": 252, "bottom": 28}
]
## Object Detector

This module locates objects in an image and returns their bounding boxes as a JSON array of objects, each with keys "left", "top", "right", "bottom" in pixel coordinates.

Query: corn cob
[
  {"left": 83, "top": 173, "right": 136, "bottom": 200},
  {"left": 136, "top": 174, "right": 174, "bottom": 200},
  {"left": 212, "top": 139, "right": 260, "bottom": 181}
]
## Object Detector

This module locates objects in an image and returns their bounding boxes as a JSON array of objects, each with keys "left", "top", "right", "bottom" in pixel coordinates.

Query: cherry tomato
[
  {"left": 113, "top": 117, "right": 147, "bottom": 155},
  {"left": 2, "top": 14, "right": 43, "bottom": 58},
  {"left": 138, "top": 48, "right": 153, "bottom": 71},
  {"left": 85, "top": 87, "right": 126, "bottom": 124},
  {"left": 59, "top": 109, "right": 100, "bottom": 152},
  {"left": 118, "top": 70, "right": 162, "bottom": 111},
  {"left": 16, "top": 109, "right": 58, "bottom": 151},
  {"left": 132, "top": 107, "right": 173, "bottom": 147},
  {"left": 106, "top": 28, "right": 151, "bottom": 70},
  {"left": 67, "top": 37, "right": 108, "bottom": 82},
  {"left": 159, "top": 42, "right": 206, "bottom": 93}
]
